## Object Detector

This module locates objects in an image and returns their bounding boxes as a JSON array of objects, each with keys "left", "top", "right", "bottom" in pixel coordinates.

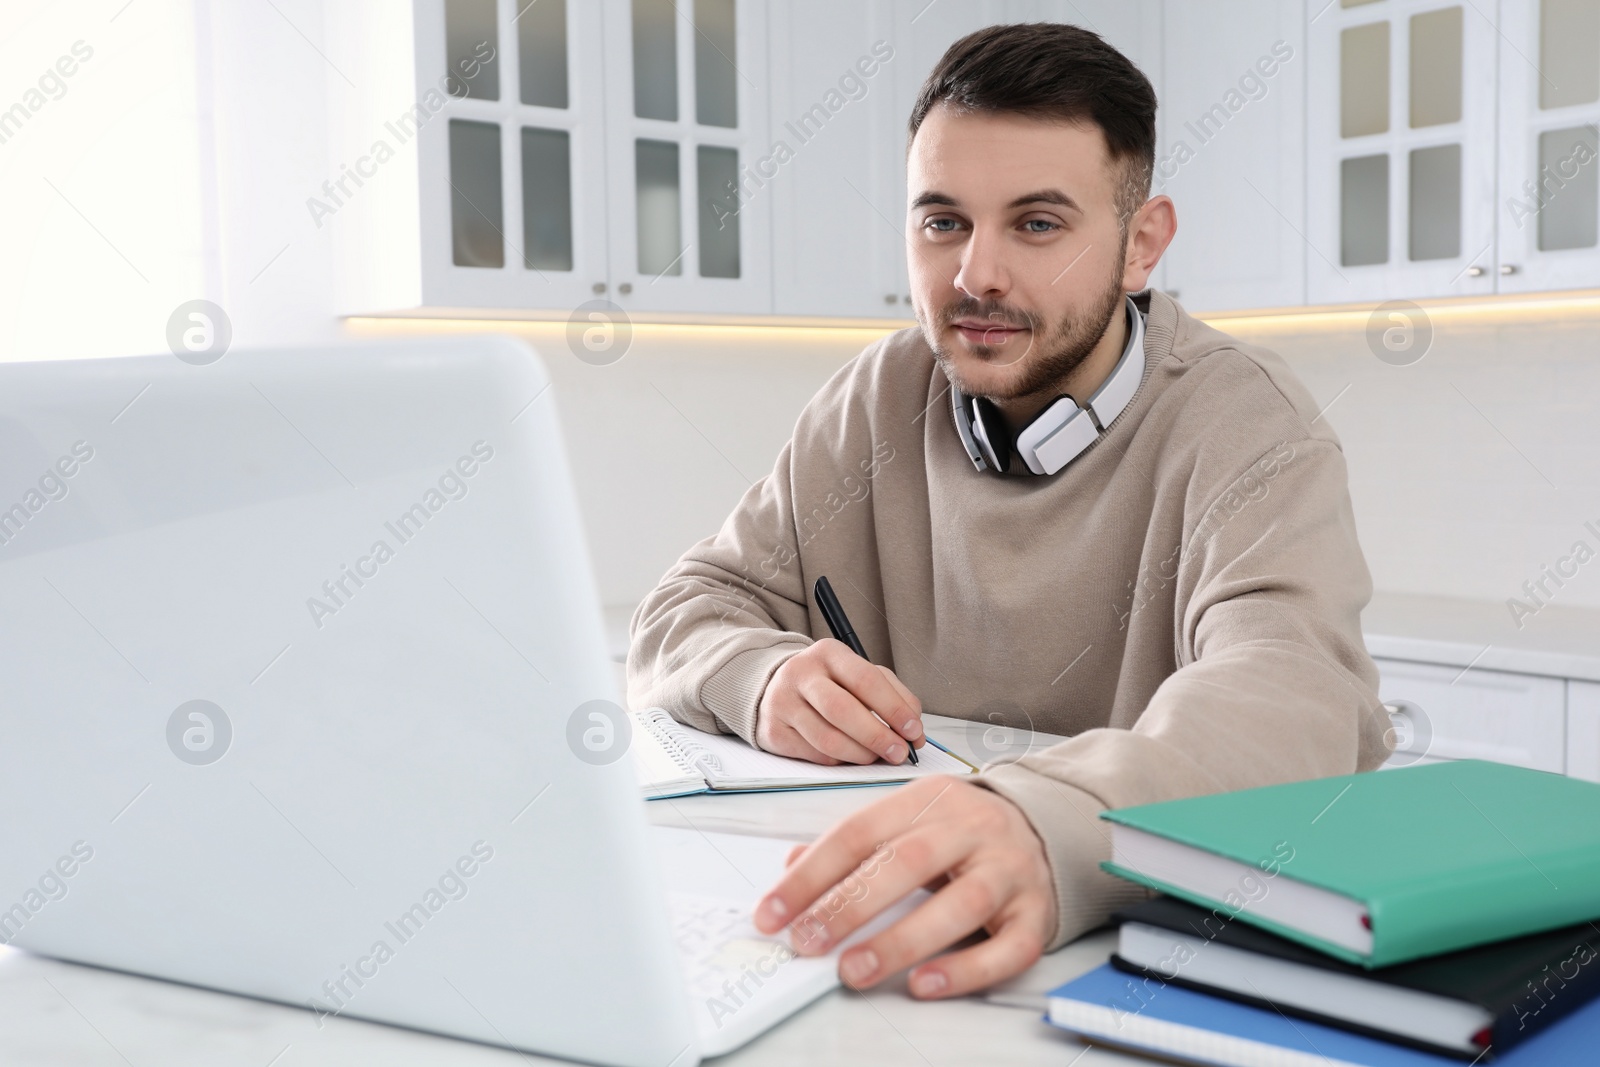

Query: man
[{"left": 628, "top": 23, "right": 1391, "bottom": 1000}]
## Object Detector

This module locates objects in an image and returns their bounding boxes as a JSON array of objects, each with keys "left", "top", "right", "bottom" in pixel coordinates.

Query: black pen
[{"left": 813, "top": 575, "right": 919, "bottom": 765}]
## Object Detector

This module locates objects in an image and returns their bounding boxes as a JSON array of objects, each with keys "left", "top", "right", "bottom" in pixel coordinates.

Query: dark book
[{"left": 1111, "top": 896, "right": 1600, "bottom": 1060}]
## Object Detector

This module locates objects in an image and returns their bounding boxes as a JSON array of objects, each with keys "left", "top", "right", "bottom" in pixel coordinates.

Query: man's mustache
[{"left": 939, "top": 301, "right": 1040, "bottom": 332}]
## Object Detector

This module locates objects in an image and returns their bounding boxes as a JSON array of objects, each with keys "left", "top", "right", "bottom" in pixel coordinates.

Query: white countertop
[
  {"left": 0, "top": 714, "right": 1140, "bottom": 1067},
  {"left": 1363, "top": 589, "right": 1600, "bottom": 682}
]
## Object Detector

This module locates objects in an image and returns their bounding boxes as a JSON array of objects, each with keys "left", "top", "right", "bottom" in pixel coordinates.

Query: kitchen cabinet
[
  {"left": 335, "top": 0, "right": 772, "bottom": 318},
  {"left": 339, "top": 1, "right": 1600, "bottom": 323},
  {"left": 766, "top": 1, "right": 903, "bottom": 320},
  {"left": 1304, "top": 0, "right": 1499, "bottom": 305},
  {"left": 1157, "top": 0, "right": 1305, "bottom": 312},
  {"left": 1496, "top": 0, "right": 1600, "bottom": 294},
  {"left": 598, "top": 0, "right": 773, "bottom": 315}
]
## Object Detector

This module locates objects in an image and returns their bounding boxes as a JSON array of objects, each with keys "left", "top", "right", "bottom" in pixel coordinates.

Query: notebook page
[{"left": 656, "top": 719, "right": 975, "bottom": 787}]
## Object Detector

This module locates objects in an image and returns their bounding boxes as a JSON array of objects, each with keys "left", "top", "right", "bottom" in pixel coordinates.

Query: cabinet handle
[
  {"left": 1383, "top": 700, "right": 1426, "bottom": 752},
  {"left": 902, "top": 295, "right": 912, "bottom": 305},
  {"left": 618, "top": 282, "right": 633, "bottom": 295},
  {"left": 1500, "top": 264, "right": 1519, "bottom": 275},
  {"left": 592, "top": 282, "right": 607, "bottom": 294},
  {"left": 884, "top": 293, "right": 898, "bottom": 304},
  {"left": 1465, "top": 266, "right": 1485, "bottom": 277}
]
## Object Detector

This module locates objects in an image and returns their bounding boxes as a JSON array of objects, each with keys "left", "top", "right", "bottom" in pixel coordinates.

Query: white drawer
[
  {"left": 1568, "top": 681, "right": 1600, "bottom": 782},
  {"left": 1373, "top": 657, "right": 1566, "bottom": 772}
]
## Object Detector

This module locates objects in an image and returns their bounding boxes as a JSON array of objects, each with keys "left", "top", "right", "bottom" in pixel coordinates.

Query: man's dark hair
[{"left": 908, "top": 22, "right": 1158, "bottom": 238}]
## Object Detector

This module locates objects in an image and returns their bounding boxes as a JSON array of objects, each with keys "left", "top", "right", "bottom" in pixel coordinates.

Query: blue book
[{"left": 1047, "top": 964, "right": 1600, "bottom": 1065}]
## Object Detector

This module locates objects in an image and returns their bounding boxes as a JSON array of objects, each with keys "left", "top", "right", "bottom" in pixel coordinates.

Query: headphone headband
[{"left": 949, "top": 294, "right": 1147, "bottom": 477}]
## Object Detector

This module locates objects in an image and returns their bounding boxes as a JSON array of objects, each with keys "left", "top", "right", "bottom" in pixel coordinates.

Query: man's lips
[{"left": 951, "top": 320, "right": 1028, "bottom": 344}]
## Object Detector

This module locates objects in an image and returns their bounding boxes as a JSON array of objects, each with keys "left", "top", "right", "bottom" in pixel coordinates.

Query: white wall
[{"left": 1228, "top": 307, "right": 1600, "bottom": 614}]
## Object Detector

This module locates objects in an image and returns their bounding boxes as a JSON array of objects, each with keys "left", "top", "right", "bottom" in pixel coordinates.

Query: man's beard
[{"left": 925, "top": 264, "right": 1127, "bottom": 404}]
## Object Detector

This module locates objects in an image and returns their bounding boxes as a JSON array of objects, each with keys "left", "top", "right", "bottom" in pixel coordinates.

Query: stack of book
[{"left": 1044, "top": 759, "right": 1600, "bottom": 1065}]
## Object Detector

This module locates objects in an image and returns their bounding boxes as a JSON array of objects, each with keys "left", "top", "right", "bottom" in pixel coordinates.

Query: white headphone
[{"left": 949, "top": 294, "right": 1147, "bottom": 477}]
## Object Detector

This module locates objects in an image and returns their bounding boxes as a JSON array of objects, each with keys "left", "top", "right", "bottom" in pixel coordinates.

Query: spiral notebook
[{"left": 630, "top": 708, "right": 978, "bottom": 799}]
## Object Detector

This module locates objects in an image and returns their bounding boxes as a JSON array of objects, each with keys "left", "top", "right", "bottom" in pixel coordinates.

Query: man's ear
[{"left": 1122, "top": 194, "right": 1177, "bottom": 292}]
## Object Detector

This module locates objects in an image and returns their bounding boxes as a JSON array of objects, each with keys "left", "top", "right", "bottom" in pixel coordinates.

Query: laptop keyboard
[{"left": 670, "top": 894, "right": 798, "bottom": 1005}]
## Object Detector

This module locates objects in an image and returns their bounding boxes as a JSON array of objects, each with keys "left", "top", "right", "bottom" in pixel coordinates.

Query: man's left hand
[{"left": 750, "top": 776, "right": 1058, "bottom": 998}]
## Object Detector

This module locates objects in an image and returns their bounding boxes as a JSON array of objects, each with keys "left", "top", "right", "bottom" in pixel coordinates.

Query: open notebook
[{"left": 631, "top": 708, "right": 978, "bottom": 799}]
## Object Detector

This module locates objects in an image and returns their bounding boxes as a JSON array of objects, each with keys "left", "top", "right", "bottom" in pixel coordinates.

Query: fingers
[
  {"left": 836, "top": 870, "right": 1001, "bottom": 989},
  {"left": 874, "top": 665, "right": 926, "bottom": 748},
  {"left": 758, "top": 718, "right": 842, "bottom": 766},
  {"left": 757, "top": 641, "right": 923, "bottom": 766},
  {"left": 786, "top": 694, "right": 881, "bottom": 765},
  {"left": 905, "top": 915, "right": 1045, "bottom": 999},
  {"left": 817, "top": 641, "right": 924, "bottom": 748},
  {"left": 797, "top": 667, "right": 910, "bottom": 764},
  {"left": 786, "top": 825, "right": 973, "bottom": 956},
  {"left": 754, "top": 778, "right": 964, "bottom": 935}
]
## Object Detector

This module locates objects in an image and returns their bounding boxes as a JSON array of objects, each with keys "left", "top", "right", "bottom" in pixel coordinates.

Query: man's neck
[{"left": 991, "top": 298, "right": 1130, "bottom": 427}]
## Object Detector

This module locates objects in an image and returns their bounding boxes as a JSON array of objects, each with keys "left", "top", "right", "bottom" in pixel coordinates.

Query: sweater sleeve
[{"left": 974, "top": 437, "right": 1394, "bottom": 951}]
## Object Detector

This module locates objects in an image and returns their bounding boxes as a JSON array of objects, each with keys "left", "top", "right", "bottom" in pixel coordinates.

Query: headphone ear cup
[{"left": 970, "top": 396, "right": 1012, "bottom": 475}]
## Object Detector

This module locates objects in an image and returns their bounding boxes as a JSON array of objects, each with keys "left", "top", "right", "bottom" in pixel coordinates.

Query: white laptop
[{"left": 0, "top": 337, "right": 912, "bottom": 1065}]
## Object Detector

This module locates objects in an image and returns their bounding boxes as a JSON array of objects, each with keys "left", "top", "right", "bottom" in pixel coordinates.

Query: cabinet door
[
  {"left": 1374, "top": 657, "right": 1567, "bottom": 772},
  {"left": 1159, "top": 1, "right": 1305, "bottom": 312},
  {"left": 418, "top": 0, "right": 609, "bottom": 312},
  {"left": 1568, "top": 680, "right": 1600, "bottom": 782},
  {"left": 1497, "top": 0, "right": 1600, "bottom": 293},
  {"left": 601, "top": 0, "right": 772, "bottom": 316},
  {"left": 1305, "top": 0, "right": 1498, "bottom": 304},
  {"left": 768, "top": 1, "right": 903, "bottom": 320}
]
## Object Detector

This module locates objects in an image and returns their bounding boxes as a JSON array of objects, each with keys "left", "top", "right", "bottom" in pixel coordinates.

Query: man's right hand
[{"left": 755, "top": 639, "right": 925, "bottom": 765}]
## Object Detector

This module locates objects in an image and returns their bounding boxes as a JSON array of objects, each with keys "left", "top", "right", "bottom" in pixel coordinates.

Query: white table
[{"left": 0, "top": 716, "right": 1141, "bottom": 1066}]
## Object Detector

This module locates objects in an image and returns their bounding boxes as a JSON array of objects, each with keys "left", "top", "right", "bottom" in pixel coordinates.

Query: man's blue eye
[
  {"left": 1025, "top": 220, "right": 1057, "bottom": 233},
  {"left": 930, "top": 218, "right": 956, "bottom": 231}
]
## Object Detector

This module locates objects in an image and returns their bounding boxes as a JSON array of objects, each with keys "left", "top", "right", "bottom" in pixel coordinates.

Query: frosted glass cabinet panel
[
  {"left": 1498, "top": 0, "right": 1600, "bottom": 292},
  {"left": 521, "top": 127, "right": 574, "bottom": 270},
  {"left": 518, "top": 0, "right": 569, "bottom": 108},
  {"left": 1341, "top": 153, "right": 1389, "bottom": 266},
  {"left": 1540, "top": 0, "right": 1600, "bottom": 110},
  {"left": 1408, "top": 6, "right": 1462, "bottom": 129},
  {"left": 1408, "top": 143, "right": 1461, "bottom": 261},
  {"left": 445, "top": 0, "right": 499, "bottom": 100},
  {"left": 694, "top": 0, "right": 738, "bottom": 128},
  {"left": 1341, "top": 21, "right": 1389, "bottom": 137},
  {"left": 448, "top": 119, "right": 505, "bottom": 267},
  {"left": 635, "top": 139, "right": 683, "bottom": 276},
  {"left": 631, "top": 0, "right": 678, "bottom": 121},
  {"left": 1307, "top": 0, "right": 1497, "bottom": 303}
]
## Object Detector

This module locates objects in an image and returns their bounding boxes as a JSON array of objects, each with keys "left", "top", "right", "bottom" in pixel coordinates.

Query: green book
[{"left": 1099, "top": 760, "right": 1600, "bottom": 967}]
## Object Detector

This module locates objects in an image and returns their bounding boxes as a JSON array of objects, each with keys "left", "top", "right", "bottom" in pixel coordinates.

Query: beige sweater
[{"left": 627, "top": 288, "right": 1392, "bottom": 950}]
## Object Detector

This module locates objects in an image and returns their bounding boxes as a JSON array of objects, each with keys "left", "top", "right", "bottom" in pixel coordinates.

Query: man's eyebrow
[
  {"left": 909, "top": 191, "right": 958, "bottom": 210},
  {"left": 1008, "top": 189, "right": 1080, "bottom": 212},
  {"left": 908, "top": 189, "right": 1082, "bottom": 212}
]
